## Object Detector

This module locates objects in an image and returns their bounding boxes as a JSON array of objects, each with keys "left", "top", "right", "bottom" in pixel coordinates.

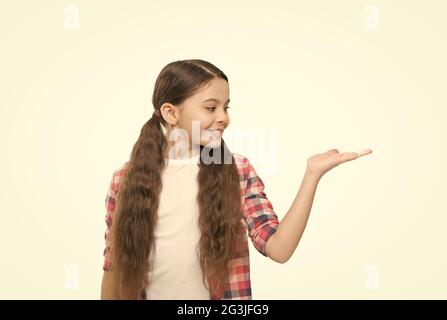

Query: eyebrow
[{"left": 201, "top": 98, "right": 230, "bottom": 105}]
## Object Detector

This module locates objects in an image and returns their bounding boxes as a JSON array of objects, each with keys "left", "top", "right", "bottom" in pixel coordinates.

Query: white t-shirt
[{"left": 146, "top": 153, "right": 210, "bottom": 299}]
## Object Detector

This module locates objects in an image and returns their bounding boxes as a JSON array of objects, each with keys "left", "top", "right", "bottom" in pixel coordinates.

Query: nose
[{"left": 215, "top": 108, "right": 229, "bottom": 126}]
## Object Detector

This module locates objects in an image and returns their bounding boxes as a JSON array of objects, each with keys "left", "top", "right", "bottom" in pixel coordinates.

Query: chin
[{"left": 200, "top": 140, "right": 222, "bottom": 149}]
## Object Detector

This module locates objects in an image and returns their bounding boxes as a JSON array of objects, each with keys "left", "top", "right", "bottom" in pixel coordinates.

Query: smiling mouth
[
  {"left": 207, "top": 129, "right": 223, "bottom": 133},
  {"left": 207, "top": 131, "right": 222, "bottom": 136}
]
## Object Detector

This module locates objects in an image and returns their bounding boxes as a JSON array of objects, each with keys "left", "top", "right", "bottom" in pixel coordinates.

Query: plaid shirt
[{"left": 103, "top": 153, "right": 279, "bottom": 300}]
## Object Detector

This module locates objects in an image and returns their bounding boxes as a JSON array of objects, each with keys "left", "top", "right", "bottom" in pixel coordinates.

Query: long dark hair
[{"left": 110, "top": 59, "right": 245, "bottom": 299}]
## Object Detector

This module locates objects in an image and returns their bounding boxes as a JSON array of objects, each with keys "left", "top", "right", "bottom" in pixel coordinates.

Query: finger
[
  {"left": 357, "top": 149, "right": 373, "bottom": 157},
  {"left": 327, "top": 149, "right": 339, "bottom": 153},
  {"left": 340, "top": 152, "right": 359, "bottom": 163},
  {"left": 340, "top": 150, "right": 372, "bottom": 163}
]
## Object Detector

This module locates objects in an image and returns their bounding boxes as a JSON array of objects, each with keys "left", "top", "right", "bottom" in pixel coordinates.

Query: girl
[{"left": 100, "top": 59, "right": 372, "bottom": 300}]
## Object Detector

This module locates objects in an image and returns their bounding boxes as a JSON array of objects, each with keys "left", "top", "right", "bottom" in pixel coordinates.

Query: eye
[{"left": 205, "top": 106, "right": 230, "bottom": 112}]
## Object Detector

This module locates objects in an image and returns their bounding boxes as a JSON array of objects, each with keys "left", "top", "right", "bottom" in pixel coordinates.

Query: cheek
[
  {"left": 196, "top": 117, "right": 213, "bottom": 133},
  {"left": 180, "top": 116, "right": 199, "bottom": 135},
  {"left": 185, "top": 122, "right": 207, "bottom": 142},
  {"left": 185, "top": 114, "right": 214, "bottom": 141}
]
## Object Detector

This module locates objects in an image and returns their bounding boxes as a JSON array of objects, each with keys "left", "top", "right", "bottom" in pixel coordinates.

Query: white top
[{"left": 146, "top": 153, "right": 210, "bottom": 299}]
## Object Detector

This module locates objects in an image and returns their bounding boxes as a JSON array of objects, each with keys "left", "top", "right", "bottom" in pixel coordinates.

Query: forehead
[{"left": 190, "top": 78, "right": 229, "bottom": 102}]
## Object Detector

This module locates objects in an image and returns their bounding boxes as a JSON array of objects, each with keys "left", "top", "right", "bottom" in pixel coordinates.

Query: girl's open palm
[{"left": 307, "top": 148, "right": 373, "bottom": 178}]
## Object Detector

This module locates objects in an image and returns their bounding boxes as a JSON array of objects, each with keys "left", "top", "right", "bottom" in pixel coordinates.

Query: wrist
[{"left": 304, "top": 167, "right": 323, "bottom": 182}]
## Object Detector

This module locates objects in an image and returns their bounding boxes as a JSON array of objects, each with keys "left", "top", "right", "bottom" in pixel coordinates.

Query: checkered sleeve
[
  {"left": 242, "top": 157, "right": 279, "bottom": 257},
  {"left": 102, "top": 170, "right": 117, "bottom": 272}
]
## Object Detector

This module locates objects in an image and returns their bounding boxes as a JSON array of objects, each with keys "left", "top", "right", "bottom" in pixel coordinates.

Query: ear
[{"left": 160, "top": 102, "right": 179, "bottom": 126}]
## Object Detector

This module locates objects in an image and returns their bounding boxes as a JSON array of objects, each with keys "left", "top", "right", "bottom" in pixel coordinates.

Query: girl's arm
[
  {"left": 265, "top": 169, "right": 320, "bottom": 263},
  {"left": 101, "top": 271, "right": 114, "bottom": 299},
  {"left": 101, "top": 168, "right": 121, "bottom": 299},
  {"left": 265, "top": 148, "right": 372, "bottom": 263}
]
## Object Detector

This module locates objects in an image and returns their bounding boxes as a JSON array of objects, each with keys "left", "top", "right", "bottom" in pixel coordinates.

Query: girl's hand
[{"left": 306, "top": 148, "right": 373, "bottom": 179}]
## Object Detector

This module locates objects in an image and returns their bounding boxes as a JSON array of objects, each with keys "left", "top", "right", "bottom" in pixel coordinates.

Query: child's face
[{"left": 162, "top": 77, "right": 230, "bottom": 155}]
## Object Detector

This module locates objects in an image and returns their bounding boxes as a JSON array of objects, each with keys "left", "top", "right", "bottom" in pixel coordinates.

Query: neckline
[{"left": 165, "top": 153, "right": 200, "bottom": 166}]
